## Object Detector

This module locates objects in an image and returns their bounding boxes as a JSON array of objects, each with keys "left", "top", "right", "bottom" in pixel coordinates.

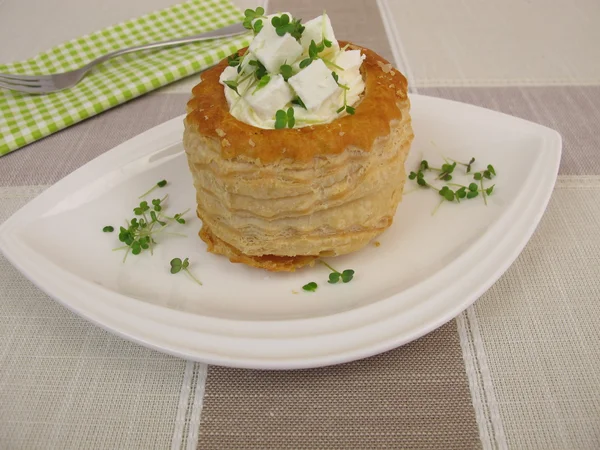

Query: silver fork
[{"left": 0, "top": 22, "right": 247, "bottom": 94}]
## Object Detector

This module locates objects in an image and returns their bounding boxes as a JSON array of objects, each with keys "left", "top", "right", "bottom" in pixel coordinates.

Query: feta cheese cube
[
  {"left": 255, "top": 34, "right": 303, "bottom": 73},
  {"left": 300, "top": 14, "right": 338, "bottom": 54},
  {"left": 219, "top": 65, "right": 237, "bottom": 83},
  {"left": 248, "top": 17, "right": 279, "bottom": 54},
  {"left": 288, "top": 59, "right": 340, "bottom": 111},
  {"left": 335, "top": 50, "right": 366, "bottom": 91},
  {"left": 334, "top": 50, "right": 365, "bottom": 71},
  {"left": 244, "top": 74, "right": 294, "bottom": 119}
]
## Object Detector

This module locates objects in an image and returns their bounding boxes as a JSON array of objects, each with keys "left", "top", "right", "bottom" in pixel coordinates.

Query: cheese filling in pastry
[{"left": 183, "top": 12, "right": 414, "bottom": 271}]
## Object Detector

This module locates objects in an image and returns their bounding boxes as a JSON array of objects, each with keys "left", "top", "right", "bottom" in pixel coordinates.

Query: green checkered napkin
[{"left": 0, "top": 0, "right": 251, "bottom": 156}]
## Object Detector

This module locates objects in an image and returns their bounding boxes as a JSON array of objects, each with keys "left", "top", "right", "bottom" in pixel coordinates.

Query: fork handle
[{"left": 83, "top": 22, "right": 247, "bottom": 71}]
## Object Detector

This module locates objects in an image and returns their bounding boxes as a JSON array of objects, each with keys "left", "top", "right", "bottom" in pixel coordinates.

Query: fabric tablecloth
[{"left": 1, "top": 0, "right": 599, "bottom": 448}]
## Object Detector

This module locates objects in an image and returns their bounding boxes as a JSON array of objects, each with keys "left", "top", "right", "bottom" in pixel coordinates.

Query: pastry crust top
[{"left": 185, "top": 41, "right": 409, "bottom": 164}]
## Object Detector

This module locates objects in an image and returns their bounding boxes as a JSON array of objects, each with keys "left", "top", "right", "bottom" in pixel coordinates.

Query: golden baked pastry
[{"left": 184, "top": 42, "right": 413, "bottom": 271}]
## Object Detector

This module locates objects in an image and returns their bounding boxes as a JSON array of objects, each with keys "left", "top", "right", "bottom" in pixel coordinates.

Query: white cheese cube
[
  {"left": 300, "top": 14, "right": 339, "bottom": 54},
  {"left": 244, "top": 74, "right": 294, "bottom": 119},
  {"left": 288, "top": 59, "right": 340, "bottom": 111},
  {"left": 335, "top": 50, "right": 366, "bottom": 91},
  {"left": 248, "top": 17, "right": 279, "bottom": 54},
  {"left": 219, "top": 65, "right": 237, "bottom": 83},
  {"left": 334, "top": 50, "right": 365, "bottom": 71},
  {"left": 255, "top": 34, "right": 303, "bottom": 73},
  {"left": 219, "top": 65, "right": 254, "bottom": 98}
]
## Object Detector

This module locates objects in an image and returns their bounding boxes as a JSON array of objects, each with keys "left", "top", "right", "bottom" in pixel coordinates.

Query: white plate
[{"left": 0, "top": 95, "right": 561, "bottom": 369}]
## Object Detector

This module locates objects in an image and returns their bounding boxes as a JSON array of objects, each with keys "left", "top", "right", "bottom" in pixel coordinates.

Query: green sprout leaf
[
  {"left": 227, "top": 53, "right": 241, "bottom": 67},
  {"left": 291, "top": 97, "right": 307, "bottom": 109},
  {"left": 103, "top": 226, "right": 114, "bottom": 232},
  {"left": 287, "top": 107, "right": 295, "bottom": 128},
  {"left": 416, "top": 176, "right": 428, "bottom": 187},
  {"left": 302, "top": 282, "right": 318, "bottom": 292},
  {"left": 274, "top": 109, "right": 287, "bottom": 129},
  {"left": 223, "top": 80, "right": 239, "bottom": 95},
  {"left": 253, "top": 19, "right": 263, "bottom": 34},
  {"left": 274, "top": 108, "right": 295, "bottom": 129},
  {"left": 253, "top": 74, "right": 271, "bottom": 93},
  {"left": 131, "top": 241, "right": 141, "bottom": 255},
  {"left": 299, "top": 58, "right": 312, "bottom": 69},
  {"left": 328, "top": 272, "right": 340, "bottom": 284},
  {"left": 341, "top": 269, "right": 354, "bottom": 283},
  {"left": 133, "top": 201, "right": 149, "bottom": 216},
  {"left": 280, "top": 64, "right": 293, "bottom": 81}
]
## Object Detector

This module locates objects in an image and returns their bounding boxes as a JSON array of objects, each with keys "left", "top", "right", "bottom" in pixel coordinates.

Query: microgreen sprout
[
  {"left": 271, "top": 14, "right": 305, "bottom": 39},
  {"left": 472, "top": 164, "right": 497, "bottom": 205},
  {"left": 300, "top": 39, "right": 327, "bottom": 68},
  {"left": 407, "top": 157, "right": 497, "bottom": 210},
  {"left": 321, "top": 261, "right": 355, "bottom": 284},
  {"left": 139, "top": 179, "right": 168, "bottom": 198},
  {"left": 242, "top": 7, "right": 266, "bottom": 32},
  {"left": 331, "top": 72, "right": 349, "bottom": 90},
  {"left": 170, "top": 257, "right": 202, "bottom": 286},
  {"left": 275, "top": 107, "right": 295, "bottom": 129},
  {"left": 437, "top": 162, "right": 457, "bottom": 181},
  {"left": 302, "top": 282, "right": 318, "bottom": 292},
  {"left": 300, "top": 39, "right": 343, "bottom": 70},
  {"left": 335, "top": 82, "right": 356, "bottom": 116},
  {"left": 103, "top": 226, "right": 114, "bottom": 232},
  {"left": 111, "top": 192, "right": 188, "bottom": 262}
]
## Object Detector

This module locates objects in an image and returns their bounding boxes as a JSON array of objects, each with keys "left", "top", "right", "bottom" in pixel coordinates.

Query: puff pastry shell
[{"left": 184, "top": 42, "right": 414, "bottom": 271}]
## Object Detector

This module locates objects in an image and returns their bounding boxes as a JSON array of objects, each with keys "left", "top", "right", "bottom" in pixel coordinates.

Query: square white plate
[{"left": 0, "top": 94, "right": 561, "bottom": 369}]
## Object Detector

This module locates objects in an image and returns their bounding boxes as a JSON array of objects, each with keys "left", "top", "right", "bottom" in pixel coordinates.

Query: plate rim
[{"left": 0, "top": 94, "right": 562, "bottom": 369}]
